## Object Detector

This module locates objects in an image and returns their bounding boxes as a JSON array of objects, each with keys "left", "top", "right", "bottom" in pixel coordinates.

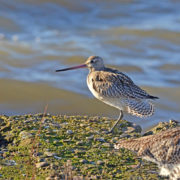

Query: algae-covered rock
[
  {"left": 0, "top": 114, "right": 170, "bottom": 179},
  {"left": 36, "top": 162, "right": 49, "bottom": 168},
  {"left": 144, "top": 119, "right": 179, "bottom": 136}
]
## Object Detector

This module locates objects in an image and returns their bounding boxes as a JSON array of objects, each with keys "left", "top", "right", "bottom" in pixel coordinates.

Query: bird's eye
[{"left": 90, "top": 60, "right": 95, "bottom": 63}]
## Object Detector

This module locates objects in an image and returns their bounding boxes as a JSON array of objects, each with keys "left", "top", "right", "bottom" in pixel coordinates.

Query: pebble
[
  {"left": 38, "top": 158, "right": 45, "bottom": 162},
  {"left": 76, "top": 140, "right": 84, "bottom": 146},
  {"left": 44, "top": 151, "right": 57, "bottom": 157},
  {"left": 4, "top": 160, "right": 17, "bottom": 166},
  {"left": 36, "top": 162, "right": 49, "bottom": 168},
  {"left": 44, "top": 126, "right": 49, "bottom": 129},
  {"left": 79, "top": 159, "right": 88, "bottom": 164},
  {"left": 89, "top": 161, "right": 96, "bottom": 165},
  {"left": 63, "top": 139, "right": 71, "bottom": 142},
  {"left": 80, "top": 123, "right": 85, "bottom": 127},
  {"left": 19, "top": 131, "right": 32, "bottom": 140},
  {"left": 96, "top": 160, "right": 104, "bottom": 165},
  {"left": 36, "top": 152, "right": 43, "bottom": 156},
  {"left": 66, "top": 130, "right": 73, "bottom": 135},
  {"left": 54, "top": 156, "right": 62, "bottom": 160},
  {"left": 86, "top": 135, "right": 94, "bottom": 140},
  {"left": 95, "top": 137, "right": 105, "bottom": 142},
  {"left": 119, "top": 133, "right": 131, "bottom": 138},
  {"left": 101, "top": 143, "right": 112, "bottom": 148}
]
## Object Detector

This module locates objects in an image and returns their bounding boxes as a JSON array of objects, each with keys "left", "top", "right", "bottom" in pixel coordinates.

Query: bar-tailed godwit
[
  {"left": 114, "top": 127, "right": 180, "bottom": 179},
  {"left": 56, "top": 56, "right": 159, "bottom": 133}
]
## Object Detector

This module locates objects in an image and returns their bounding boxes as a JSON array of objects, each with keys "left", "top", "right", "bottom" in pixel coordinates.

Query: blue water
[{"left": 0, "top": 0, "right": 179, "bottom": 128}]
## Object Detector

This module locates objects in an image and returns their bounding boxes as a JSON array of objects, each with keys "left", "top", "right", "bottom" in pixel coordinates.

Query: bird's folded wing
[{"left": 91, "top": 71, "right": 151, "bottom": 99}]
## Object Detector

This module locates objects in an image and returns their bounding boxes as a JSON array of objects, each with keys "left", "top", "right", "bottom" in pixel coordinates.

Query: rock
[
  {"left": 79, "top": 159, "right": 88, "bottom": 164},
  {"left": 19, "top": 131, "right": 32, "bottom": 140},
  {"left": 144, "top": 120, "right": 179, "bottom": 135},
  {"left": 86, "top": 135, "right": 94, "bottom": 140},
  {"left": 44, "top": 126, "right": 49, "bottom": 129},
  {"left": 95, "top": 137, "right": 105, "bottom": 142},
  {"left": 101, "top": 143, "right": 112, "bottom": 148},
  {"left": 125, "top": 127, "right": 136, "bottom": 133},
  {"left": 119, "top": 133, "right": 131, "bottom": 138},
  {"left": 63, "top": 139, "right": 71, "bottom": 142},
  {"left": 38, "top": 158, "right": 45, "bottom": 162},
  {"left": 76, "top": 140, "right": 84, "bottom": 146},
  {"left": 36, "top": 152, "right": 43, "bottom": 156},
  {"left": 44, "top": 152, "right": 57, "bottom": 157},
  {"left": 66, "top": 130, "right": 73, "bottom": 135},
  {"left": 36, "top": 162, "right": 49, "bottom": 168},
  {"left": 54, "top": 156, "right": 62, "bottom": 160},
  {"left": 96, "top": 160, "right": 104, "bottom": 165},
  {"left": 89, "top": 161, "right": 96, "bottom": 165},
  {"left": 132, "top": 124, "right": 142, "bottom": 133},
  {"left": 80, "top": 123, "right": 85, "bottom": 127},
  {"left": 4, "top": 160, "right": 17, "bottom": 166},
  {"left": 46, "top": 176, "right": 53, "bottom": 180}
]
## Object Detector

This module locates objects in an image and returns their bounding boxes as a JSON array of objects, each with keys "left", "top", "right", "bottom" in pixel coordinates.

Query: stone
[
  {"left": 79, "top": 159, "right": 88, "bottom": 164},
  {"left": 95, "top": 137, "right": 105, "bottom": 142},
  {"left": 19, "top": 131, "right": 32, "bottom": 140},
  {"left": 119, "top": 133, "right": 131, "bottom": 138},
  {"left": 44, "top": 151, "right": 57, "bottom": 157},
  {"left": 86, "top": 135, "right": 94, "bottom": 140},
  {"left": 36, "top": 162, "right": 49, "bottom": 168},
  {"left": 4, "top": 160, "right": 17, "bottom": 166},
  {"left": 96, "top": 160, "right": 104, "bottom": 165},
  {"left": 66, "top": 130, "right": 73, "bottom": 135},
  {"left": 76, "top": 140, "right": 84, "bottom": 146},
  {"left": 54, "top": 156, "right": 62, "bottom": 160},
  {"left": 101, "top": 143, "right": 112, "bottom": 148}
]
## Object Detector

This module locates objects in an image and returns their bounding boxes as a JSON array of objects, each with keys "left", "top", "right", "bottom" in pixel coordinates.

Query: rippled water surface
[{"left": 0, "top": 0, "right": 180, "bottom": 129}]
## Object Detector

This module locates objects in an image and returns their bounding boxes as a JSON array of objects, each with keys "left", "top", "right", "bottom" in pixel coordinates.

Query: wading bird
[
  {"left": 56, "top": 56, "right": 158, "bottom": 133},
  {"left": 114, "top": 127, "right": 180, "bottom": 180}
]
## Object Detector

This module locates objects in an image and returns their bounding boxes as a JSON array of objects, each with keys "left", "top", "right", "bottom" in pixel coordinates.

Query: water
[{"left": 0, "top": 0, "right": 180, "bottom": 129}]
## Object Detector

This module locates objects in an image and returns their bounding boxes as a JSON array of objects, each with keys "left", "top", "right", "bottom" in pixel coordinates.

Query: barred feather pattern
[
  {"left": 170, "top": 164, "right": 180, "bottom": 180},
  {"left": 124, "top": 99, "right": 154, "bottom": 117},
  {"left": 114, "top": 127, "right": 180, "bottom": 179},
  {"left": 88, "top": 69, "right": 154, "bottom": 99},
  {"left": 87, "top": 69, "right": 157, "bottom": 117}
]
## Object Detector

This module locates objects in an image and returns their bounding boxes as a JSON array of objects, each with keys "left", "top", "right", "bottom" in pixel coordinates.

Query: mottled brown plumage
[
  {"left": 114, "top": 127, "right": 180, "bottom": 179},
  {"left": 56, "top": 56, "right": 159, "bottom": 132}
]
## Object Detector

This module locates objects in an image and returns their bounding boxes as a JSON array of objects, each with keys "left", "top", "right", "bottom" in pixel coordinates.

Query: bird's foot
[{"left": 129, "top": 159, "right": 142, "bottom": 172}]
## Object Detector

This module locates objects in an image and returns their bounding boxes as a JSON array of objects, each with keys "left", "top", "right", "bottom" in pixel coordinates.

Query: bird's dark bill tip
[{"left": 56, "top": 64, "right": 87, "bottom": 72}]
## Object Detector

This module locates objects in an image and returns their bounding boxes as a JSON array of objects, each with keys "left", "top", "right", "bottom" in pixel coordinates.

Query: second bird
[{"left": 56, "top": 56, "right": 159, "bottom": 133}]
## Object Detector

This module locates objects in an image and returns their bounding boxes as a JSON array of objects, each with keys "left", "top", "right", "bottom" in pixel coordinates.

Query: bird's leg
[
  {"left": 108, "top": 110, "right": 123, "bottom": 133},
  {"left": 135, "top": 158, "right": 142, "bottom": 169},
  {"left": 129, "top": 159, "right": 142, "bottom": 172}
]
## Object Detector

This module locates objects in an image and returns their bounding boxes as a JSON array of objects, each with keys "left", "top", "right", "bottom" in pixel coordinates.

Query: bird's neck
[{"left": 89, "top": 66, "right": 105, "bottom": 72}]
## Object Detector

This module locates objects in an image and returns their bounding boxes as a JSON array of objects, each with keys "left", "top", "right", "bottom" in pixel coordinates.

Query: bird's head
[
  {"left": 85, "top": 56, "right": 105, "bottom": 71},
  {"left": 56, "top": 56, "right": 105, "bottom": 72}
]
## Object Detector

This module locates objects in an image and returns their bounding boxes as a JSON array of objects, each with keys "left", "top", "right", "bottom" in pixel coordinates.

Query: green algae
[{"left": 0, "top": 114, "right": 171, "bottom": 179}]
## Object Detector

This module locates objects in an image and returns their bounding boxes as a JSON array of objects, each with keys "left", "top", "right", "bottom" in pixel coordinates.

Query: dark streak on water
[{"left": 0, "top": 0, "right": 180, "bottom": 129}]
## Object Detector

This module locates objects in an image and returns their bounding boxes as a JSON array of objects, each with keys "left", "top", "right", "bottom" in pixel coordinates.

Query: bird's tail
[
  {"left": 169, "top": 164, "right": 180, "bottom": 180},
  {"left": 125, "top": 99, "right": 154, "bottom": 118}
]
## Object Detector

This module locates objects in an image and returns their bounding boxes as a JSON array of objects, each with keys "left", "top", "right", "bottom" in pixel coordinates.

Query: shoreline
[{"left": 0, "top": 114, "right": 178, "bottom": 179}]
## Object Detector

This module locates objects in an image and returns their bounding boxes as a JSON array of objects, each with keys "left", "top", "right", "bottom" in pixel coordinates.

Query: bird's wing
[{"left": 90, "top": 70, "right": 151, "bottom": 99}]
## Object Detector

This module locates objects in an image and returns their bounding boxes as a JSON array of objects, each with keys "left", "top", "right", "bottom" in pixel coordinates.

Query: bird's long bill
[{"left": 56, "top": 64, "right": 87, "bottom": 72}]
